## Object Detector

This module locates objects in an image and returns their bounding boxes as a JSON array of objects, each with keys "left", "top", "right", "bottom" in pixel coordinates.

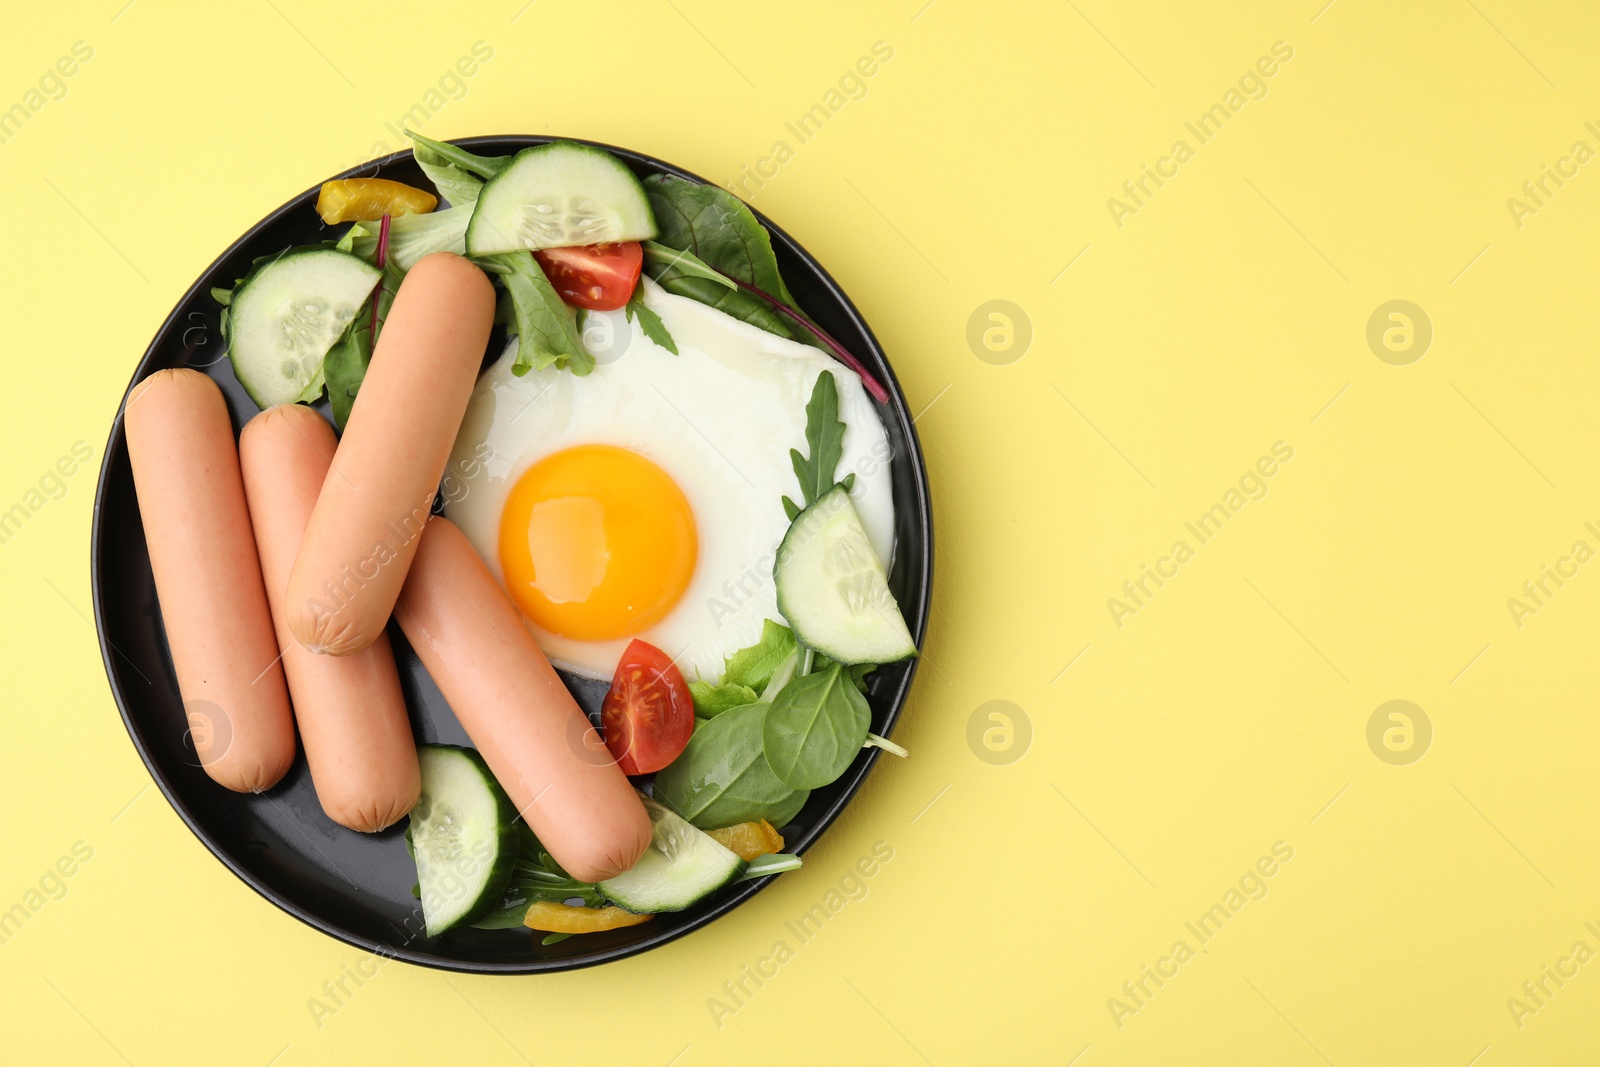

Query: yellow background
[{"left": 3, "top": 0, "right": 1598, "bottom": 1063}]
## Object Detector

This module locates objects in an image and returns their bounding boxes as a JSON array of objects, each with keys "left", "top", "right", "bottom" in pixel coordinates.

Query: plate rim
[{"left": 90, "top": 134, "right": 933, "bottom": 974}]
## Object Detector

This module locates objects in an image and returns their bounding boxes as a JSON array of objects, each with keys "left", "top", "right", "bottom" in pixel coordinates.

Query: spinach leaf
[
  {"left": 495, "top": 250, "right": 592, "bottom": 376},
  {"left": 645, "top": 175, "right": 798, "bottom": 301},
  {"left": 625, "top": 291, "right": 677, "bottom": 354},
  {"left": 762, "top": 662, "right": 871, "bottom": 790},
  {"left": 784, "top": 371, "right": 846, "bottom": 515},
  {"left": 643, "top": 175, "right": 801, "bottom": 340},
  {"left": 405, "top": 130, "right": 508, "bottom": 181},
  {"left": 654, "top": 705, "right": 809, "bottom": 830},
  {"left": 689, "top": 680, "right": 758, "bottom": 717},
  {"left": 722, "top": 619, "right": 798, "bottom": 693},
  {"left": 812, "top": 652, "right": 875, "bottom": 693},
  {"left": 323, "top": 314, "right": 372, "bottom": 430},
  {"left": 411, "top": 138, "right": 485, "bottom": 206}
]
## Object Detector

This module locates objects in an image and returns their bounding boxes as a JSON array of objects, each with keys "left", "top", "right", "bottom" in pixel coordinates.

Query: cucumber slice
[
  {"left": 227, "top": 248, "right": 381, "bottom": 408},
  {"left": 410, "top": 746, "right": 517, "bottom": 935},
  {"left": 599, "top": 797, "right": 744, "bottom": 913},
  {"left": 465, "top": 140, "right": 656, "bottom": 255},
  {"left": 775, "top": 485, "right": 917, "bottom": 665}
]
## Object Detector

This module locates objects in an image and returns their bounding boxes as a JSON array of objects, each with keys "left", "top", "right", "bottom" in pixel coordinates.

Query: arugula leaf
[
  {"left": 784, "top": 371, "right": 846, "bottom": 515},
  {"left": 625, "top": 291, "right": 677, "bottom": 354},
  {"left": 495, "top": 250, "right": 592, "bottom": 376},
  {"left": 722, "top": 619, "right": 798, "bottom": 693},
  {"left": 410, "top": 138, "right": 485, "bottom": 206},
  {"left": 469, "top": 825, "right": 607, "bottom": 930},
  {"left": 405, "top": 130, "right": 508, "bottom": 181},
  {"left": 641, "top": 240, "right": 737, "bottom": 290},
  {"left": 654, "top": 706, "right": 810, "bottom": 829},
  {"left": 689, "top": 680, "right": 759, "bottom": 717},
  {"left": 651, "top": 270, "right": 794, "bottom": 338},
  {"left": 643, "top": 175, "right": 802, "bottom": 340},
  {"left": 761, "top": 662, "right": 871, "bottom": 791},
  {"left": 323, "top": 314, "right": 372, "bottom": 430}
]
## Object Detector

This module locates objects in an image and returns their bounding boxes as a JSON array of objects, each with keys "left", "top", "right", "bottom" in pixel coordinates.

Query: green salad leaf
[
  {"left": 641, "top": 240, "right": 738, "bottom": 290},
  {"left": 405, "top": 130, "right": 508, "bottom": 181},
  {"left": 294, "top": 363, "right": 326, "bottom": 404},
  {"left": 653, "top": 704, "right": 810, "bottom": 830},
  {"left": 643, "top": 175, "right": 801, "bottom": 340},
  {"left": 495, "top": 250, "right": 592, "bottom": 376},
  {"left": 761, "top": 662, "right": 871, "bottom": 791},
  {"left": 625, "top": 291, "right": 677, "bottom": 355},
  {"left": 689, "top": 680, "right": 759, "bottom": 717},
  {"left": 411, "top": 138, "right": 485, "bottom": 206},
  {"left": 323, "top": 314, "right": 373, "bottom": 430},
  {"left": 333, "top": 222, "right": 367, "bottom": 254},
  {"left": 644, "top": 175, "right": 798, "bottom": 301},
  {"left": 351, "top": 204, "right": 472, "bottom": 271},
  {"left": 723, "top": 619, "right": 798, "bottom": 693},
  {"left": 784, "top": 371, "right": 846, "bottom": 517},
  {"left": 470, "top": 825, "right": 607, "bottom": 930},
  {"left": 813, "top": 654, "right": 875, "bottom": 693}
]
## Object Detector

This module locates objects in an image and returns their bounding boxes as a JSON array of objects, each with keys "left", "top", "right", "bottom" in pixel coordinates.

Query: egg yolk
[{"left": 498, "top": 444, "right": 697, "bottom": 642}]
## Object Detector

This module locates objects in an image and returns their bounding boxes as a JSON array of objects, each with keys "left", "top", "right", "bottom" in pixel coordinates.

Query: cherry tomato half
[
  {"left": 601, "top": 639, "right": 694, "bottom": 775},
  {"left": 534, "top": 242, "right": 644, "bottom": 311}
]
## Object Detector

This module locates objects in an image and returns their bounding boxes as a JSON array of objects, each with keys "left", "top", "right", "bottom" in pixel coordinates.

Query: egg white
[{"left": 444, "top": 277, "right": 896, "bottom": 682}]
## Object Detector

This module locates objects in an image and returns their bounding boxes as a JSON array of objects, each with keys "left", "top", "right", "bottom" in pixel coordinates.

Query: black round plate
[{"left": 91, "top": 136, "right": 932, "bottom": 973}]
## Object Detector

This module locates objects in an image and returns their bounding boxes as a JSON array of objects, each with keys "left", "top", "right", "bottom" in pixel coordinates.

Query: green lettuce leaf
[
  {"left": 411, "top": 139, "right": 485, "bottom": 206},
  {"left": 689, "top": 681, "right": 759, "bottom": 717},
  {"left": 723, "top": 620, "right": 798, "bottom": 694},
  {"left": 495, "top": 250, "right": 591, "bottom": 376}
]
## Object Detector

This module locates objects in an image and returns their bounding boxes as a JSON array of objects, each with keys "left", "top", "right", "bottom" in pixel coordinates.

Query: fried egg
[{"left": 444, "top": 277, "right": 895, "bottom": 681}]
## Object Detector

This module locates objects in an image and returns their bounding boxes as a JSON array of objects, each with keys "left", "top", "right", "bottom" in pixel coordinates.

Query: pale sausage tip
[
  {"left": 125, "top": 368, "right": 224, "bottom": 426},
  {"left": 410, "top": 250, "right": 495, "bottom": 302}
]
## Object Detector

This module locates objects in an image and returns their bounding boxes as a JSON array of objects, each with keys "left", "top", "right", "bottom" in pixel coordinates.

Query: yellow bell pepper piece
[
  {"left": 522, "top": 900, "right": 652, "bottom": 934},
  {"left": 315, "top": 178, "right": 437, "bottom": 224},
  {"left": 707, "top": 819, "right": 785, "bottom": 861}
]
